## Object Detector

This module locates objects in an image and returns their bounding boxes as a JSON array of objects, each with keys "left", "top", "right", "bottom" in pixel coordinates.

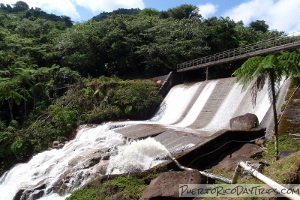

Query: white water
[
  {"left": 176, "top": 81, "right": 217, "bottom": 127},
  {"left": 149, "top": 83, "right": 201, "bottom": 124},
  {"left": 106, "top": 137, "right": 169, "bottom": 174},
  {"left": 0, "top": 77, "right": 288, "bottom": 200},
  {"left": 0, "top": 124, "right": 172, "bottom": 200}
]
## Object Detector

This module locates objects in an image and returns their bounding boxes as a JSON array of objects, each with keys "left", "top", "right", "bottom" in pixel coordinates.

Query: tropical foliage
[{"left": 233, "top": 53, "right": 300, "bottom": 158}]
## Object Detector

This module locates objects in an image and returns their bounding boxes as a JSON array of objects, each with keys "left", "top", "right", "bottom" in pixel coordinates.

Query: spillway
[{"left": 0, "top": 77, "right": 289, "bottom": 200}]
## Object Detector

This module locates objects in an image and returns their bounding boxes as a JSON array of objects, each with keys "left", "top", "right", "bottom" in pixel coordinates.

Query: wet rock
[
  {"left": 14, "top": 184, "right": 46, "bottom": 200},
  {"left": 29, "top": 190, "right": 44, "bottom": 200},
  {"left": 52, "top": 141, "right": 60, "bottom": 148},
  {"left": 13, "top": 188, "right": 25, "bottom": 200},
  {"left": 93, "top": 160, "right": 109, "bottom": 175},
  {"left": 34, "top": 183, "right": 46, "bottom": 191},
  {"left": 68, "top": 156, "right": 84, "bottom": 167},
  {"left": 17, "top": 189, "right": 33, "bottom": 200},
  {"left": 140, "top": 170, "right": 205, "bottom": 200},
  {"left": 51, "top": 169, "right": 73, "bottom": 194},
  {"left": 52, "top": 141, "right": 65, "bottom": 149},
  {"left": 230, "top": 113, "right": 259, "bottom": 130}
]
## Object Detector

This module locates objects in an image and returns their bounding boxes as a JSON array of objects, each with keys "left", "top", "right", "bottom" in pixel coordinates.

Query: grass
[
  {"left": 67, "top": 166, "right": 165, "bottom": 200},
  {"left": 66, "top": 176, "right": 148, "bottom": 200}
]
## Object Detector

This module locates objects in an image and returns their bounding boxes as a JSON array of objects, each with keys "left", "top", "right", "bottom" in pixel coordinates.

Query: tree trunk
[
  {"left": 8, "top": 100, "right": 14, "bottom": 120},
  {"left": 269, "top": 71, "right": 279, "bottom": 160}
]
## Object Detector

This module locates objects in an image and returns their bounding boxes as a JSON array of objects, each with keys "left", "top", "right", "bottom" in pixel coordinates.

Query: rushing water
[
  {"left": 0, "top": 77, "right": 288, "bottom": 200},
  {"left": 0, "top": 124, "right": 171, "bottom": 200}
]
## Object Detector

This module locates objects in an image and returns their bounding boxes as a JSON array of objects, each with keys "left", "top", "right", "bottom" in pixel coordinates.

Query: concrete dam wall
[{"left": 115, "top": 76, "right": 290, "bottom": 154}]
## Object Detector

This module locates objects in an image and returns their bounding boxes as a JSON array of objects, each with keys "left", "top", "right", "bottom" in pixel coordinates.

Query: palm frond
[{"left": 233, "top": 56, "right": 263, "bottom": 90}]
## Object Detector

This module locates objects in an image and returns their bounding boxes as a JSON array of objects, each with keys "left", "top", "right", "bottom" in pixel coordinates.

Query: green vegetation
[
  {"left": 67, "top": 167, "right": 165, "bottom": 200},
  {"left": 67, "top": 176, "right": 147, "bottom": 200},
  {"left": 261, "top": 135, "right": 299, "bottom": 164}
]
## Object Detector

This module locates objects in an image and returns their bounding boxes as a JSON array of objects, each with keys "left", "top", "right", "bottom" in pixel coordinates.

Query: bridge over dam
[
  {"left": 113, "top": 76, "right": 291, "bottom": 168},
  {"left": 177, "top": 32, "right": 300, "bottom": 75}
]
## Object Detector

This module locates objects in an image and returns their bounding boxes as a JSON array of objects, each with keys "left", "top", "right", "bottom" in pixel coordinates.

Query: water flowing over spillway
[{"left": 0, "top": 77, "right": 289, "bottom": 200}]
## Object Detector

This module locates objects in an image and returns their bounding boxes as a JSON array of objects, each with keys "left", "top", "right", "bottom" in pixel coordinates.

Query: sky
[{"left": 1, "top": 0, "right": 300, "bottom": 34}]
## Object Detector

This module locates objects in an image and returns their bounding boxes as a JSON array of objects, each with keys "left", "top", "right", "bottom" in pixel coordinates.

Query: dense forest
[{"left": 0, "top": 1, "right": 285, "bottom": 173}]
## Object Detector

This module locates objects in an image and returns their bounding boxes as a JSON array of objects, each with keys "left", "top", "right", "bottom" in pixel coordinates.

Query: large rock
[
  {"left": 139, "top": 170, "right": 205, "bottom": 200},
  {"left": 210, "top": 143, "right": 264, "bottom": 172},
  {"left": 230, "top": 113, "right": 259, "bottom": 130}
]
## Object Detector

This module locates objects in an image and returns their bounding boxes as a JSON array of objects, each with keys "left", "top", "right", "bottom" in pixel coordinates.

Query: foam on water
[{"left": 106, "top": 137, "right": 169, "bottom": 174}]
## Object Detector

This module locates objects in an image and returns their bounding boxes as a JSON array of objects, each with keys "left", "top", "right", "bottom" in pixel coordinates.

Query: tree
[
  {"left": 204, "top": 17, "right": 239, "bottom": 53},
  {"left": 139, "top": 8, "right": 160, "bottom": 17},
  {"left": 0, "top": 78, "right": 25, "bottom": 120},
  {"left": 92, "top": 8, "right": 140, "bottom": 21},
  {"left": 13, "top": 1, "right": 29, "bottom": 12},
  {"left": 250, "top": 20, "right": 269, "bottom": 33},
  {"left": 232, "top": 52, "right": 300, "bottom": 159},
  {"left": 168, "top": 4, "right": 201, "bottom": 19}
]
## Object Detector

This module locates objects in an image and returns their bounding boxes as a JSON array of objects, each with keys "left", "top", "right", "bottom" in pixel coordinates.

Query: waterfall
[{"left": 0, "top": 77, "right": 289, "bottom": 200}]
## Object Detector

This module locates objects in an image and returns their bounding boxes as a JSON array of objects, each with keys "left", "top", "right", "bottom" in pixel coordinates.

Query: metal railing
[{"left": 177, "top": 32, "right": 300, "bottom": 72}]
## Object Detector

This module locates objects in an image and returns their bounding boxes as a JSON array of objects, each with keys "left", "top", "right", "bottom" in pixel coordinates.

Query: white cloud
[
  {"left": 73, "top": 0, "right": 145, "bottom": 14},
  {"left": 197, "top": 3, "right": 218, "bottom": 19},
  {"left": 1, "top": 0, "right": 80, "bottom": 19},
  {"left": 1, "top": 0, "right": 145, "bottom": 21},
  {"left": 224, "top": 0, "right": 300, "bottom": 34}
]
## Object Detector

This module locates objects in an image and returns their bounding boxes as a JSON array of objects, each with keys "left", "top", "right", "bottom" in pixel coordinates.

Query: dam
[
  {"left": 0, "top": 76, "right": 290, "bottom": 199},
  {"left": 114, "top": 76, "right": 287, "bottom": 153}
]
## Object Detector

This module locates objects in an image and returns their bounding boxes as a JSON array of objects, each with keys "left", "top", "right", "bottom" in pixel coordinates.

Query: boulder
[
  {"left": 139, "top": 170, "right": 205, "bottom": 200},
  {"left": 13, "top": 188, "right": 25, "bottom": 200},
  {"left": 52, "top": 141, "right": 60, "bottom": 148},
  {"left": 29, "top": 190, "right": 44, "bottom": 200},
  {"left": 230, "top": 113, "right": 259, "bottom": 130},
  {"left": 210, "top": 143, "right": 264, "bottom": 172}
]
